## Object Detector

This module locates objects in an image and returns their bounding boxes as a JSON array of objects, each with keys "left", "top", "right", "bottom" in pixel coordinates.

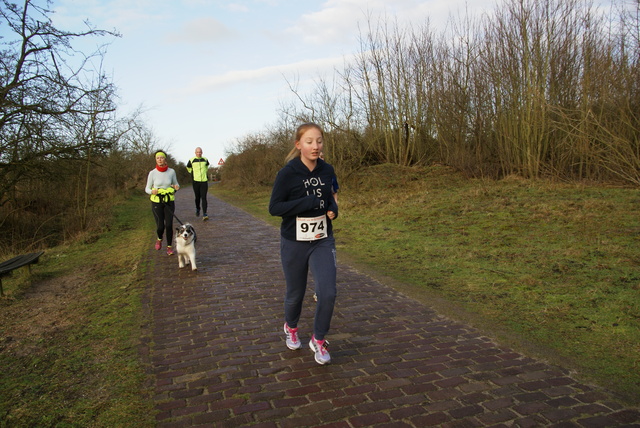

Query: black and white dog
[{"left": 175, "top": 223, "right": 197, "bottom": 271}]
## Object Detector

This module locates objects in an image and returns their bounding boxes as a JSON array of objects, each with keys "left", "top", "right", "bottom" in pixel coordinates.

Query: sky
[
  {"left": 25, "top": 0, "right": 615, "bottom": 164},
  {"left": 35, "top": 0, "right": 500, "bottom": 165}
]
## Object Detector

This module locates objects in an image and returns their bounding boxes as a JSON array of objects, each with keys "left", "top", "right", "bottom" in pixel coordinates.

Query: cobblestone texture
[{"left": 142, "top": 190, "right": 639, "bottom": 427}]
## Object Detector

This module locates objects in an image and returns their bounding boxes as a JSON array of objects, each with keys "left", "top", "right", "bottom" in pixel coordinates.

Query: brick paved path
[{"left": 143, "top": 189, "right": 639, "bottom": 427}]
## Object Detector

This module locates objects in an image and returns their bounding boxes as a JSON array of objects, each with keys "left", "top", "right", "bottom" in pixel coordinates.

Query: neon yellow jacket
[
  {"left": 150, "top": 187, "right": 175, "bottom": 203},
  {"left": 187, "top": 157, "right": 210, "bottom": 182}
]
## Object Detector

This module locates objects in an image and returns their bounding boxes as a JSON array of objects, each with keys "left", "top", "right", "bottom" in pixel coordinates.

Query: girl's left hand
[
  {"left": 327, "top": 210, "right": 336, "bottom": 220},
  {"left": 173, "top": 185, "right": 180, "bottom": 190}
]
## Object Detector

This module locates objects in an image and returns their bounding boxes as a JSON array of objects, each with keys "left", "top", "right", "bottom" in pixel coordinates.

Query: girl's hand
[
  {"left": 173, "top": 184, "right": 180, "bottom": 190},
  {"left": 152, "top": 188, "right": 158, "bottom": 195},
  {"left": 327, "top": 210, "right": 336, "bottom": 220}
]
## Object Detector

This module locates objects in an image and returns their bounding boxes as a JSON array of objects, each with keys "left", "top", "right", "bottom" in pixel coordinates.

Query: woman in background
[{"left": 145, "top": 151, "right": 180, "bottom": 255}]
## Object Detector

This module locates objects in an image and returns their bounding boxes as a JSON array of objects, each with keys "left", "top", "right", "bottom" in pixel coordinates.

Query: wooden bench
[{"left": 0, "top": 251, "right": 44, "bottom": 296}]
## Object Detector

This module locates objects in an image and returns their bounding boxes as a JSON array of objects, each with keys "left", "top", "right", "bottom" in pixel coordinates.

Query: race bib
[{"left": 296, "top": 215, "right": 327, "bottom": 241}]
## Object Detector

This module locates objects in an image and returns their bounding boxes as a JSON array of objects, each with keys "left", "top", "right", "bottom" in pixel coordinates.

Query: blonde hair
[{"left": 285, "top": 122, "right": 324, "bottom": 163}]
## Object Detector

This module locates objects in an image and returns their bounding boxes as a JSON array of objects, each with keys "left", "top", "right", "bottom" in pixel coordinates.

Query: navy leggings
[
  {"left": 281, "top": 236, "right": 337, "bottom": 341},
  {"left": 151, "top": 201, "right": 175, "bottom": 246}
]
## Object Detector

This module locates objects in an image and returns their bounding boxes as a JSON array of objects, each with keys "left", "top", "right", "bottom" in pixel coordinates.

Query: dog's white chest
[{"left": 175, "top": 223, "right": 197, "bottom": 271}]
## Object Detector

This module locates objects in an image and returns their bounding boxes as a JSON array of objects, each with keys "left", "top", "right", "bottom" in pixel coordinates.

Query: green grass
[
  {"left": 0, "top": 190, "right": 156, "bottom": 427},
  {"left": 212, "top": 164, "right": 640, "bottom": 405}
]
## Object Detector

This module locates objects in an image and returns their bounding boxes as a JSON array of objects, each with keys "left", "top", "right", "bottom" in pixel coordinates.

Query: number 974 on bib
[{"left": 296, "top": 215, "right": 327, "bottom": 241}]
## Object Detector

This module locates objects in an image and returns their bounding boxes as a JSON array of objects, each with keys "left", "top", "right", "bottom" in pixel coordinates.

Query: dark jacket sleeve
[
  {"left": 327, "top": 197, "right": 338, "bottom": 219},
  {"left": 325, "top": 166, "right": 338, "bottom": 219}
]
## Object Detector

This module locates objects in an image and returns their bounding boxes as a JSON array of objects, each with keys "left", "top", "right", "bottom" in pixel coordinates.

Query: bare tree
[
  {"left": 0, "top": 0, "right": 120, "bottom": 207},
  {"left": 231, "top": 0, "right": 639, "bottom": 185}
]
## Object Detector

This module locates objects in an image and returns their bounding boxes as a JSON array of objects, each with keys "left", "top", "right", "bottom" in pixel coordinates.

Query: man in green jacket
[{"left": 186, "top": 147, "right": 210, "bottom": 220}]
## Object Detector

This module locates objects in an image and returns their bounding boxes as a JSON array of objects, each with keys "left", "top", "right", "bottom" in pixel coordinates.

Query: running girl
[{"left": 269, "top": 123, "right": 339, "bottom": 365}]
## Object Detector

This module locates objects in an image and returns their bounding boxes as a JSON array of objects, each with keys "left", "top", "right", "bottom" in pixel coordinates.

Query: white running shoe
[
  {"left": 309, "top": 335, "right": 331, "bottom": 365},
  {"left": 284, "top": 323, "right": 301, "bottom": 350}
]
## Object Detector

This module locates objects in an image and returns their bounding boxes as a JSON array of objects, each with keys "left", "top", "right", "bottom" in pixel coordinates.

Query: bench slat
[{"left": 0, "top": 251, "right": 45, "bottom": 276}]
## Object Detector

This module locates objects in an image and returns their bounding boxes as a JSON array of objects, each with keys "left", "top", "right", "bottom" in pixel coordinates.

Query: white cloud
[
  {"left": 282, "top": 0, "right": 415, "bottom": 45},
  {"left": 282, "top": 0, "right": 497, "bottom": 45},
  {"left": 176, "top": 55, "right": 351, "bottom": 96},
  {"left": 225, "top": 3, "right": 250, "bottom": 13},
  {"left": 165, "top": 17, "right": 234, "bottom": 44},
  {"left": 254, "top": 0, "right": 284, "bottom": 6},
  {"left": 283, "top": 0, "right": 366, "bottom": 45}
]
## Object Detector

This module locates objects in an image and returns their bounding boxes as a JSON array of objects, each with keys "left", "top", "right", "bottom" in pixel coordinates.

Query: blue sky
[
  {"left": 42, "top": 0, "right": 500, "bottom": 165},
  {"left": 40, "top": 0, "right": 612, "bottom": 164}
]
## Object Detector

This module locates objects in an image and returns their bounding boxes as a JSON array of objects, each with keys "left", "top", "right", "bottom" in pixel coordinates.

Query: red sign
[{"left": 218, "top": 158, "right": 225, "bottom": 165}]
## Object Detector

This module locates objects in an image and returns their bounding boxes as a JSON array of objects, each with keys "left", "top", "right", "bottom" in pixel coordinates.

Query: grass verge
[
  {"left": 211, "top": 164, "right": 640, "bottom": 405},
  {"left": 0, "top": 190, "right": 156, "bottom": 427}
]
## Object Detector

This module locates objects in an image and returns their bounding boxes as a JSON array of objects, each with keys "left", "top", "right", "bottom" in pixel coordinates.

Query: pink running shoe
[
  {"left": 154, "top": 239, "right": 162, "bottom": 250},
  {"left": 309, "top": 335, "right": 331, "bottom": 365},
  {"left": 166, "top": 246, "right": 174, "bottom": 256},
  {"left": 284, "top": 323, "right": 301, "bottom": 350}
]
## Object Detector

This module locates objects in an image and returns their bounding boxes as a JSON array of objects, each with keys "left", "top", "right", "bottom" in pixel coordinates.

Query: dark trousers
[
  {"left": 192, "top": 181, "right": 208, "bottom": 214},
  {"left": 280, "top": 236, "right": 337, "bottom": 341},
  {"left": 151, "top": 201, "right": 175, "bottom": 245}
]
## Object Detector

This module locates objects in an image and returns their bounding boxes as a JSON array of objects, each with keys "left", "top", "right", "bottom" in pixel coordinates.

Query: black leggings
[
  {"left": 152, "top": 201, "right": 175, "bottom": 245},
  {"left": 192, "top": 181, "right": 208, "bottom": 213}
]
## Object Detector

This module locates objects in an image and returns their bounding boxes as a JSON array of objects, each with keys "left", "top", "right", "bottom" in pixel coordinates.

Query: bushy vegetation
[{"left": 223, "top": 0, "right": 640, "bottom": 188}]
